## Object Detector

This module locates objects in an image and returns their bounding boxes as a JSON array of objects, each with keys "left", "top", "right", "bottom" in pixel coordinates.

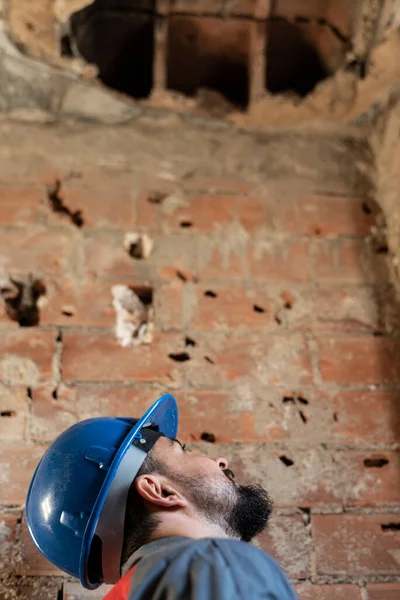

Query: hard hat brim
[{"left": 80, "top": 393, "right": 178, "bottom": 588}]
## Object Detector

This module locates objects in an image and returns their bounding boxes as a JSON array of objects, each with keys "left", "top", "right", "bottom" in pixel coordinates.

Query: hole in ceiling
[
  {"left": 67, "top": 1, "right": 155, "bottom": 99},
  {"left": 266, "top": 18, "right": 332, "bottom": 97},
  {"left": 166, "top": 16, "right": 250, "bottom": 109}
]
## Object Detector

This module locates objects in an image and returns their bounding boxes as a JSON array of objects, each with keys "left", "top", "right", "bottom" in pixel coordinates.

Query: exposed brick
[
  {"left": 295, "top": 584, "right": 362, "bottom": 600},
  {"left": 161, "top": 194, "right": 238, "bottom": 232},
  {"left": 317, "top": 336, "right": 400, "bottom": 385},
  {"left": 9, "top": 0, "right": 56, "bottom": 57},
  {"left": 0, "top": 186, "right": 43, "bottom": 225},
  {"left": 190, "top": 284, "right": 313, "bottom": 331},
  {"left": 248, "top": 240, "right": 311, "bottom": 282},
  {"left": 313, "top": 239, "right": 389, "bottom": 284},
  {"left": 366, "top": 583, "right": 400, "bottom": 600},
  {"left": 16, "top": 518, "right": 61, "bottom": 576},
  {"left": 18, "top": 580, "right": 60, "bottom": 600},
  {"left": 257, "top": 515, "right": 311, "bottom": 579},
  {"left": 85, "top": 233, "right": 197, "bottom": 281},
  {"left": 183, "top": 333, "right": 313, "bottom": 387},
  {"left": 62, "top": 331, "right": 182, "bottom": 384},
  {"left": 64, "top": 581, "right": 114, "bottom": 599},
  {"left": 0, "top": 229, "right": 79, "bottom": 278},
  {"left": 30, "top": 385, "right": 79, "bottom": 443},
  {"left": 314, "top": 285, "right": 382, "bottom": 333},
  {"left": 0, "top": 513, "right": 19, "bottom": 576},
  {"left": 0, "top": 445, "right": 47, "bottom": 505},
  {"left": 40, "top": 278, "right": 115, "bottom": 328},
  {"left": 220, "top": 447, "right": 400, "bottom": 508},
  {"left": 331, "top": 389, "right": 399, "bottom": 445},
  {"left": 179, "top": 389, "right": 255, "bottom": 442},
  {"left": 0, "top": 386, "right": 29, "bottom": 442},
  {"left": 0, "top": 330, "right": 55, "bottom": 386},
  {"left": 154, "top": 282, "right": 185, "bottom": 331},
  {"left": 182, "top": 176, "right": 253, "bottom": 195},
  {"left": 299, "top": 194, "right": 376, "bottom": 237},
  {"left": 197, "top": 234, "right": 247, "bottom": 281},
  {"left": 313, "top": 514, "right": 400, "bottom": 577},
  {"left": 41, "top": 278, "right": 157, "bottom": 329}
]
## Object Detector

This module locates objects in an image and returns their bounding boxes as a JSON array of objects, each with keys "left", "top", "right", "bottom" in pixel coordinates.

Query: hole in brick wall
[
  {"left": 275, "top": 315, "right": 282, "bottom": 325},
  {"left": 169, "top": 352, "right": 191, "bottom": 362},
  {"left": 47, "top": 180, "right": 84, "bottom": 228},
  {"left": 333, "top": 412, "right": 338, "bottom": 422},
  {"left": 204, "top": 290, "right": 218, "bottom": 298},
  {"left": 67, "top": 2, "right": 155, "bottom": 99},
  {"left": 148, "top": 191, "right": 168, "bottom": 205},
  {"left": 204, "top": 356, "right": 215, "bottom": 364},
  {"left": 282, "top": 396, "right": 295, "bottom": 404},
  {"left": 0, "top": 410, "right": 16, "bottom": 417},
  {"left": 266, "top": 19, "right": 329, "bottom": 96},
  {"left": 279, "top": 455, "right": 294, "bottom": 467},
  {"left": 185, "top": 336, "right": 196, "bottom": 347},
  {"left": 381, "top": 523, "right": 400, "bottom": 532},
  {"left": 56, "top": 330, "right": 63, "bottom": 343},
  {"left": 265, "top": 16, "right": 348, "bottom": 97},
  {"left": 131, "top": 286, "right": 153, "bottom": 306},
  {"left": 176, "top": 270, "right": 188, "bottom": 282},
  {"left": 282, "top": 291, "right": 295, "bottom": 310},
  {"left": 61, "top": 306, "right": 76, "bottom": 317},
  {"left": 201, "top": 432, "right": 216, "bottom": 443},
  {"left": 297, "top": 396, "right": 309, "bottom": 405},
  {"left": 253, "top": 305, "right": 266, "bottom": 313},
  {"left": 375, "top": 243, "right": 389, "bottom": 254},
  {"left": 27, "top": 387, "right": 32, "bottom": 400},
  {"left": 362, "top": 202, "right": 372, "bottom": 215},
  {"left": 167, "top": 16, "right": 250, "bottom": 109},
  {"left": 0, "top": 275, "right": 46, "bottom": 327},
  {"left": 364, "top": 457, "right": 389, "bottom": 468},
  {"left": 180, "top": 221, "right": 193, "bottom": 228},
  {"left": 52, "top": 388, "right": 58, "bottom": 400},
  {"left": 298, "top": 410, "right": 308, "bottom": 424}
]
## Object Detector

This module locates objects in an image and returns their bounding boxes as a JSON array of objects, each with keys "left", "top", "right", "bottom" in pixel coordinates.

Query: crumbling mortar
[{"left": 52, "top": 329, "right": 63, "bottom": 394}]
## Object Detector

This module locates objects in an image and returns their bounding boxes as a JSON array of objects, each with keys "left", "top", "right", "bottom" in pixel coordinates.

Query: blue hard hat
[{"left": 25, "top": 394, "right": 178, "bottom": 590}]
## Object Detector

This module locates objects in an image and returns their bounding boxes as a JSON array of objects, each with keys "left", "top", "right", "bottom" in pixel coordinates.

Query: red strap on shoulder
[{"left": 103, "top": 566, "right": 136, "bottom": 600}]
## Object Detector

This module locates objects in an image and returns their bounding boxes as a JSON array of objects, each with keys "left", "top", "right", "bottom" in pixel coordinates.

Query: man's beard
[{"left": 172, "top": 469, "right": 273, "bottom": 542}]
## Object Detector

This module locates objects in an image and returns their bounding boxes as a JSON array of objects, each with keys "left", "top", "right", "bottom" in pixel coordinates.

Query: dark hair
[{"left": 121, "top": 450, "right": 169, "bottom": 567}]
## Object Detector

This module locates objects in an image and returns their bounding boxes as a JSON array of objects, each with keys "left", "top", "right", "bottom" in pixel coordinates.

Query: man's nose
[{"left": 215, "top": 456, "right": 229, "bottom": 470}]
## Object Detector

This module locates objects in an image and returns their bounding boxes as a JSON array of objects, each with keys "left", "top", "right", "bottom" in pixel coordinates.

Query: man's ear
[{"left": 135, "top": 474, "right": 187, "bottom": 509}]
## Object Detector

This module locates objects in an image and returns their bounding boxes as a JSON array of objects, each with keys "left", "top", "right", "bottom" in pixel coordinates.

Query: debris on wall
[
  {"left": 111, "top": 285, "right": 154, "bottom": 347},
  {"left": 123, "top": 232, "right": 154, "bottom": 260},
  {"left": 0, "top": 273, "right": 46, "bottom": 327}
]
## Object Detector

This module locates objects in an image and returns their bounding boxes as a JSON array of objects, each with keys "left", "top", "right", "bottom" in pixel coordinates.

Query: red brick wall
[{"left": 0, "top": 123, "right": 399, "bottom": 599}]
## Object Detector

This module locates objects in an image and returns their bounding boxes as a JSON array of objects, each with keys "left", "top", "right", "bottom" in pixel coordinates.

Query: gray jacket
[{"left": 122, "top": 536, "right": 298, "bottom": 599}]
